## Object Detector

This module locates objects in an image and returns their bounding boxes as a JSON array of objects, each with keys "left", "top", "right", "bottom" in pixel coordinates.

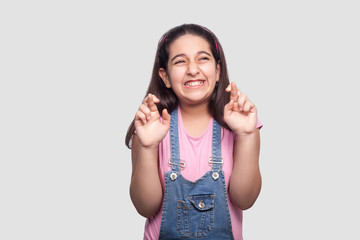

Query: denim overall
[{"left": 159, "top": 110, "right": 234, "bottom": 239}]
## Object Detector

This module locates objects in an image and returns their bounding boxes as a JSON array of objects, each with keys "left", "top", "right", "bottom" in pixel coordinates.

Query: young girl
[{"left": 125, "top": 23, "right": 262, "bottom": 240}]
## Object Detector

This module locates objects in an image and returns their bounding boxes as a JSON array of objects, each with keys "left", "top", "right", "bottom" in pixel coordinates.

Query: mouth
[{"left": 184, "top": 80, "right": 205, "bottom": 87}]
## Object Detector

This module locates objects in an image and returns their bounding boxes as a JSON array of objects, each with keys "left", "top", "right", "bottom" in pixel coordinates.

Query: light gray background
[{"left": 1, "top": 0, "right": 359, "bottom": 239}]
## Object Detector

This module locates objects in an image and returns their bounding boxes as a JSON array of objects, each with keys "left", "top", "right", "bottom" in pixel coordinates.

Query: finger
[
  {"left": 243, "top": 101, "right": 253, "bottom": 112},
  {"left": 233, "top": 101, "right": 241, "bottom": 112},
  {"left": 152, "top": 94, "right": 160, "bottom": 102},
  {"left": 145, "top": 93, "right": 159, "bottom": 112},
  {"left": 161, "top": 109, "right": 171, "bottom": 127},
  {"left": 231, "top": 81, "right": 238, "bottom": 91},
  {"left": 135, "top": 111, "right": 147, "bottom": 124},
  {"left": 139, "top": 104, "right": 152, "bottom": 120},
  {"left": 224, "top": 100, "right": 234, "bottom": 118},
  {"left": 142, "top": 94, "right": 150, "bottom": 104},
  {"left": 225, "top": 83, "right": 231, "bottom": 92},
  {"left": 230, "top": 82, "right": 239, "bottom": 102},
  {"left": 224, "top": 99, "right": 234, "bottom": 112},
  {"left": 249, "top": 104, "right": 257, "bottom": 113},
  {"left": 144, "top": 93, "right": 160, "bottom": 104},
  {"left": 237, "top": 92, "right": 248, "bottom": 111}
]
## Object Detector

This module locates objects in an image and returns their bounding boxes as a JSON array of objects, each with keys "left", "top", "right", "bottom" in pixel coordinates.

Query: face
[{"left": 159, "top": 34, "right": 220, "bottom": 107}]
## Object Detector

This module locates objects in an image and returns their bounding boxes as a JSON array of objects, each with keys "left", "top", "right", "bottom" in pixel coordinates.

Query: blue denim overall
[{"left": 159, "top": 110, "right": 234, "bottom": 239}]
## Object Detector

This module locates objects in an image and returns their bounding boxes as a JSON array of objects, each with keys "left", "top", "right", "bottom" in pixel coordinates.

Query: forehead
[{"left": 168, "top": 34, "right": 212, "bottom": 56}]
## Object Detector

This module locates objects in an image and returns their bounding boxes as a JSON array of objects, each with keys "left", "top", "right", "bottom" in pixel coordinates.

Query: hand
[
  {"left": 134, "top": 93, "right": 171, "bottom": 148},
  {"left": 224, "top": 82, "right": 258, "bottom": 136}
]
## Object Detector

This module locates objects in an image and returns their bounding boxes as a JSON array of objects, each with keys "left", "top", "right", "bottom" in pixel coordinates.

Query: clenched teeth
[{"left": 184, "top": 81, "right": 204, "bottom": 87}]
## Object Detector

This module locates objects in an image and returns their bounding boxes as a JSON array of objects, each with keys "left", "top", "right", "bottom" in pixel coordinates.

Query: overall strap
[
  {"left": 210, "top": 119, "right": 223, "bottom": 179},
  {"left": 169, "top": 109, "right": 184, "bottom": 176}
]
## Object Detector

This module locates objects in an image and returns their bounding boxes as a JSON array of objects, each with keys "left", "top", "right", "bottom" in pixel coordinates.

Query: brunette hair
[{"left": 125, "top": 23, "right": 230, "bottom": 148}]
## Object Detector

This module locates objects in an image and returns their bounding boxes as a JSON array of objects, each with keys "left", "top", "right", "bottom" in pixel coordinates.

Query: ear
[
  {"left": 216, "top": 62, "right": 221, "bottom": 82},
  {"left": 159, "top": 68, "right": 171, "bottom": 88}
]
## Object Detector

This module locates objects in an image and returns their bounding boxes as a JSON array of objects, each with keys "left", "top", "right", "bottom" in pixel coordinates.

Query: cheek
[
  {"left": 201, "top": 65, "right": 218, "bottom": 80},
  {"left": 169, "top": 69, "right": 185, "bottom": 83}
]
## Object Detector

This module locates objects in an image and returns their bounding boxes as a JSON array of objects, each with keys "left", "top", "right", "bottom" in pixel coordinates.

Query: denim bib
[{"left": 159, "top": 109, "right": 234, "bottom": 239}]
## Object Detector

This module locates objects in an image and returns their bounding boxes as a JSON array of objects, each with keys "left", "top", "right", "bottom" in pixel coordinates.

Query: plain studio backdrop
[{"left": 1, "top": 0, "right": 359, "bottom": 239}]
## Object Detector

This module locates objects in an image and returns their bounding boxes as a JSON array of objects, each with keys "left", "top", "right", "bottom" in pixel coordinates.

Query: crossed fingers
[
  {"left": 135, "top": 93, "right": 160, "bottom": 124},
  {"left": 225, "top": 82, "right": 255, "bottom": 113}
]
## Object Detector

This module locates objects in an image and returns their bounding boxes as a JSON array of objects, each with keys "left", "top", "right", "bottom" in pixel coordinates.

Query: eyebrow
[{"left": 170, "top": 51, "right": 212, "bottom": 62}]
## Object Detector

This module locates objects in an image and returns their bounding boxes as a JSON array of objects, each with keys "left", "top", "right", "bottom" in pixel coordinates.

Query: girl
[{"left": 125, "top": 24, "right": 262, "bottom": 240}]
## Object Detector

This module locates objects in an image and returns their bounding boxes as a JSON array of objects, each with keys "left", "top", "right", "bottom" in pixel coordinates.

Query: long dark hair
[{"left": 125, "top": 23, "right": 230, "bottom": 148}]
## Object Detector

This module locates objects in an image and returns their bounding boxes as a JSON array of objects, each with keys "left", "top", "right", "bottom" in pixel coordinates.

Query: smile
[{"left": 184, "top": 80, "right": 205, "bottom": 87}]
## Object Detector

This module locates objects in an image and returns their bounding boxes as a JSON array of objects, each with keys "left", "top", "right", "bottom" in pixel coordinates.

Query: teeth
[{"left": 185, "top": 81, "right": 204, "bottom": 87}]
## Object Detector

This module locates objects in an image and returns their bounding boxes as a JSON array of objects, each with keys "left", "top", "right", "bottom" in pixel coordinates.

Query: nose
[{"left": 187, "top": 61, "right": 200, "bottom": 76}]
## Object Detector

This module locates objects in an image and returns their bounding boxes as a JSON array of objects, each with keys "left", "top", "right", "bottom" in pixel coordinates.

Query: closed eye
[
  {"left": 200, "top": 57, "right": 209, "bottom": 61},
  {"left": 175, "top": 60, "right": 185, "bottom": 64}
]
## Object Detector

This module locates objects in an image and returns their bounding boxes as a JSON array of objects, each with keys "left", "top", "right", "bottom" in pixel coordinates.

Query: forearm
[
  {"left": 229, "top": 130, "right": 261, "bottom": 210},
  {"left": 130, "top": 145, "right": 163, "bottom": 218}
]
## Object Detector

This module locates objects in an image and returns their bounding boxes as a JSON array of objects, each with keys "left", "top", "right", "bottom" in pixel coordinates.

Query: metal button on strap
[
  {"left": 212, "top": 172, "right": 219, "bottom": 180},
  {"left": 170, "top": 172, "right": 177, "bottom": 180},
  {"left": 198, "top": 200, "right": 205, "bottom": 209}
]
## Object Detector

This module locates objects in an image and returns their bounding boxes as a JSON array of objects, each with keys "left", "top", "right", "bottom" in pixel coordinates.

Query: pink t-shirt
[{"left": 143, "top": 108, "right": 262, "bottom": 240}]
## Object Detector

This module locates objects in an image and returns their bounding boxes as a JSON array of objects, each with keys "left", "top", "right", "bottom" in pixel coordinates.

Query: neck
[
  {"left": 178, "top": 102, "right": 212, "bottom": 137},
  {"left": 179, "top": 102, "right": 211, "bottom": 120}
]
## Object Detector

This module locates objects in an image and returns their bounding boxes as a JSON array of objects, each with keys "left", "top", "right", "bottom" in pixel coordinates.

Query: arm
[
  {"left": 130, "top": 135, "right": 163, "bottom": 218},
  {"left": 230, "top": 130, "right": 261, "bottom": 210},
  {"left": 224, "top": 82, "right": 262, "bottom": 210},
  {"left": 129, "top": 94, "right": 171, "bottom": 218}
]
